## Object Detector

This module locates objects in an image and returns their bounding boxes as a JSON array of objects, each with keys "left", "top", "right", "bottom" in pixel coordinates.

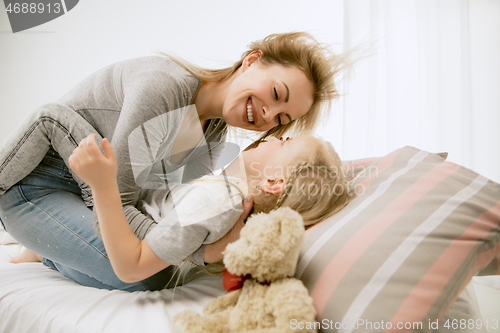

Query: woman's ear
[
  {"left": 260, "top": 177, "right": 285, "bottom": 195},
  {"left": 241, "top": 50, "right": 263, "bottom": 72}
]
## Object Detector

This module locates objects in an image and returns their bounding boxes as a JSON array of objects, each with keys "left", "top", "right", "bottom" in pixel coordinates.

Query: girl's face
[
  {"left": 222, "top": 52, "right": 314, "bottom": 132},
  {"left": 242, "top": 136, "right": 318, "bottom": 186}
]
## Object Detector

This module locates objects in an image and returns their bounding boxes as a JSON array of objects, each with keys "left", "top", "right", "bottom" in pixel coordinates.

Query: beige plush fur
[{"left": 172, "top": 207, "right": 317, "bottom": 333}]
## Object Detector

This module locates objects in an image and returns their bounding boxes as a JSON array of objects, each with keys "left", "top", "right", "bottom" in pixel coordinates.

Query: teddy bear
[{"left": 172, "top": 207, "right": 318, "bottom": 333}]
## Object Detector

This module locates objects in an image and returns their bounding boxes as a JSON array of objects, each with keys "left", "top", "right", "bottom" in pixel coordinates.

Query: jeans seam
[
  {"left": 0, "top": 116, "right": 80, "bottom": 174},
  {"left": 75, "top": 108, "right": 120, "bottom": 113},
  {"left": 31, "top": 167, "right": 74, "bottom": 180}
]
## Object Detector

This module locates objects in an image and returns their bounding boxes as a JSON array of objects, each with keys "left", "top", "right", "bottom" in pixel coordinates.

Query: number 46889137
[
  {"left": 5, "top": 2, "right": 61, "bottom": 14},
  {"left": 444, "top": 319, "right": 499, "bottom": 330}
]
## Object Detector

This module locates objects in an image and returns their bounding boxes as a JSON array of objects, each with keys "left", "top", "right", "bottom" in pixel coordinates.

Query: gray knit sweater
[{"left": 57, "top": 56, "right": 228, "bottom": 242}]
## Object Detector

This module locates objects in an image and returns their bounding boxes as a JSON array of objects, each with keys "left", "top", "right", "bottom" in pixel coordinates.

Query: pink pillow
[{"left": 299, "top": 146, "right": 499, "bottom": 331}]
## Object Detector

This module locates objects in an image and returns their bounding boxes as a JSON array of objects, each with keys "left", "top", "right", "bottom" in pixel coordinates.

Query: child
[
  {"left": 64, "top": 133, "right": 355, "bottom": 283},
  {"left": 5, "top": 107, "right": 354, "bottom": 286}
]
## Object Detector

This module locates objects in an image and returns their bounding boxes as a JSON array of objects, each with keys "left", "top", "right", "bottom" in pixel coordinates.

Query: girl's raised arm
[{"left": 69, "top": 134, "right": 170, "bottom": 283}]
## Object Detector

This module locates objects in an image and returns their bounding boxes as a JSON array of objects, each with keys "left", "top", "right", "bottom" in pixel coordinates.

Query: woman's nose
[{"left": 261, "top": 106, "right": 279, "bottom": 123}]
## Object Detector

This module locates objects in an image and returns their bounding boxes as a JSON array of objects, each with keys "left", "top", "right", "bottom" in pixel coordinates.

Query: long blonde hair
[
  {"left": 161, "top": 31, "right": 351, "bottom": 141},
  {"left": 252, "top": 137, "right": 355, "bottom": 228}
]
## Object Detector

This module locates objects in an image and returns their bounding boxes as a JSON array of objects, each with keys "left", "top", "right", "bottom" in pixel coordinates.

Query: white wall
[
  {"left": 1, "top": 0, "right": 499, "bottom": 183},
  {"left": 0, "top": 0, "right": 343, "bottom": 142}
]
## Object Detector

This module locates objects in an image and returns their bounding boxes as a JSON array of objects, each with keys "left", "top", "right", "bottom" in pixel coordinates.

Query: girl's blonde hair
[
  {"left": 252, "top": 137, "right": 355, "bottom": 228},
  {"left": 162, "top": 31, "right": 350, "bottom": 141},
  {"left": 176, "top": 137, "right": 355, "bottom": 287}
]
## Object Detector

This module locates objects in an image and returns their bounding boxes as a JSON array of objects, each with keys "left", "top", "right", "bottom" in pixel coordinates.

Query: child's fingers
[
  {"left": 72, "top": 142, "right": 89, "bottom": 169},
  {"left": 80, "top": 134, "right": 103, "bottom": 161},
  {"left": 85, "top": 134, "right": 98, "bottom": 151},
  {"left": 78, "top": 134, "right": 92, "bottom": 149},
  {"left": 86, "top": 134, "right": 104, "bottom": 157},
  {"left": 101, "top": 138, "right": 115, "bottom": 161},
  {"left": 68, "top": 152, "right": 79, "bottom": 172},
  {"left": 77, "top": 136, "right": 92, "bottom": 161},
  {"left": 68, "top": 154, "right": 74, "bottom": 169},
  {"left": 71, "top": 146, "right": 81, "bottom": 162}
]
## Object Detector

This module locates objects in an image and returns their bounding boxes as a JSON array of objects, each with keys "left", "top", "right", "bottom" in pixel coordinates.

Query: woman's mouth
[{"left": 246, "top": 97, "right": 254, "bottom": 124}]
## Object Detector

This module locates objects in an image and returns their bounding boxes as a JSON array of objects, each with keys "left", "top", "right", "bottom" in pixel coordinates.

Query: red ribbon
[{"left": 222, "top": 269, "right": 247, "bottom": 293}]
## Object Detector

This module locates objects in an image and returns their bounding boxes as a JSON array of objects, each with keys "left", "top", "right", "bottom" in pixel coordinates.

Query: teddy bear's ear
[
  {"left": 257, "top": 207, "right": 305, "bottom": 281},
  {"left": 272, "top": 207, "right": 305, "bottom": 259}
]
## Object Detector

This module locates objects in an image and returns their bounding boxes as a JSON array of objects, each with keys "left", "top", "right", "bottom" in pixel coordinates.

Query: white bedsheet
[
  {"left": 1, "top": 229, "right": 500, "bottom": 333},
  {"left": 0, "top": 230, "right": 224, "bottom": 333}
]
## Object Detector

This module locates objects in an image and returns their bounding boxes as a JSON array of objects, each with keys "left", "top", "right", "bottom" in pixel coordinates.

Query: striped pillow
[{"left": 297, "top": 146, "right": 500, "bottom": 332}]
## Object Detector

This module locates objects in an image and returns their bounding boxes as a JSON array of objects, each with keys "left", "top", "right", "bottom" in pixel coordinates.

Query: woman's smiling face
[{"left": 222, "top": 52, "right": 314, "bottom": 132}]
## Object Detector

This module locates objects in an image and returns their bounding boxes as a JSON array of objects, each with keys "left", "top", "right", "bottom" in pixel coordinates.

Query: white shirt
[{"left": 139, "top": 175, "right": 244, "bottom": 265}]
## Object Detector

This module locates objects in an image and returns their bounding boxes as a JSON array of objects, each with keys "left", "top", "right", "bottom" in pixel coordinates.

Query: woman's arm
[{"left": 69, "top": 134, "right": 170, "bottom": 283}]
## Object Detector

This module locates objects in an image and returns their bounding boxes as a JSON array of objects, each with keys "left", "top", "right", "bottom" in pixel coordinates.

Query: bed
[
  {"left": 1, "top": 146, "right": 499, "bottom": 333},
  {"left": 0, "top": 234, "right": 226, "bottom": 333}
]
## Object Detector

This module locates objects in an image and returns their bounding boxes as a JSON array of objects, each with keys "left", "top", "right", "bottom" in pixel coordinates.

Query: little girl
[
  {"left": 64, "top": 132, "right": 354, "bottom": 284},
  {"left": 5, "top": 112, "right": 354, "bottom": 288}
]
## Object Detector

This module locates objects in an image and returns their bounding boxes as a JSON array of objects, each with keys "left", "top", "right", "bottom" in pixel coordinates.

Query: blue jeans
[{"left": 0, "top": 110, "right": 178, "bottom": 291}]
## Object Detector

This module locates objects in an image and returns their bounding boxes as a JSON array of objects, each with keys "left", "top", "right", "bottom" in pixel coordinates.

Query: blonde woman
[{"left": 0, "top": 32, "right": 348, "bottom": 291}]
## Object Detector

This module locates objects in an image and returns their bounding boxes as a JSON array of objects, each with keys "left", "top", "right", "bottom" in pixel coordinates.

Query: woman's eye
[{"left": 274, "top": 87, "right": 279, "bottom": 101}]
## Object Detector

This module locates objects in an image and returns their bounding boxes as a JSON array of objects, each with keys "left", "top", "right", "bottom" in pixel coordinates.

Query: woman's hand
[
  {"left": 69, "top": 134, "right": 117, "bottom": 191},
  {"left": 203, "top": 195, "right": 253, "bottom": 264}
]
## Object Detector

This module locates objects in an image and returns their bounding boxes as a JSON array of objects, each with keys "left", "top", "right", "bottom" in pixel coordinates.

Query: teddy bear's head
[{"left": 223, "top": 207, "right": 305, "bottom": 283}]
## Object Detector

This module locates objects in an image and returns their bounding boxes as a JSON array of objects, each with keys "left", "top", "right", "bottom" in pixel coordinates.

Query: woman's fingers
[
  {"left": 240, "top": 194, "right": 253, "bottom": 222},
  {"left": 226, "top": 195, "right": 253, "bottom": 243}
]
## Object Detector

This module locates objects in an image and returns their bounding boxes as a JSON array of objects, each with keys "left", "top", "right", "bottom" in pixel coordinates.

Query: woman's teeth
[{"left": 247, "top": 99, "right": 254, "bottom": 124}]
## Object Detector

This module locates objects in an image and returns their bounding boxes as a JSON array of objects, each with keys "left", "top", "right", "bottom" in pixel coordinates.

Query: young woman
[
  {"left": 0, "top": 32, "right": 348, "bottom": 291},
  {"left": 16, "top": 132, "right": 354, "bottom": 287}
]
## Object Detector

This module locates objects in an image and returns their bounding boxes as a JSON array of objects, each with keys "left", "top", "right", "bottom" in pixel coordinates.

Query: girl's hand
[
  {"left": 69, "top": 134, "right": 117, "bottom": 191},
  {"left": 204, "top": 195, "right": 253, "bottom": 264}
]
